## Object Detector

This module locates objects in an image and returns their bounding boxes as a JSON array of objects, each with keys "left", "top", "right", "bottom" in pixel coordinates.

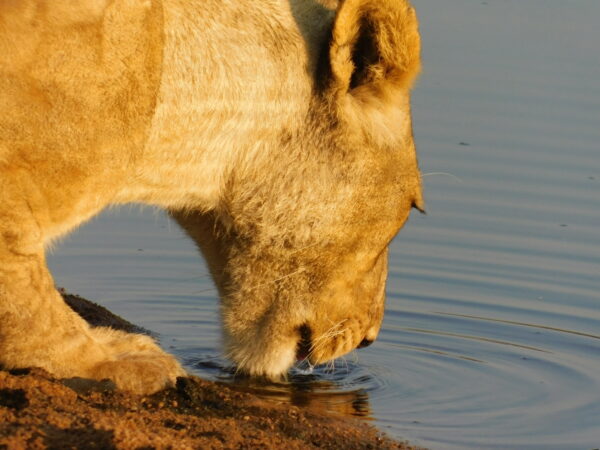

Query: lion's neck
[{"left": 116, "top": 0, "right": 333, "bottom": 211}]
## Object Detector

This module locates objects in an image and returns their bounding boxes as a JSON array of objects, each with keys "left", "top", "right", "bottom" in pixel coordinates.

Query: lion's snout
[
  {"left": 295, "top": 321, "right": 377, "bottom": 363},
  {"left": 295, "top": 321, "right": 377, "bottom": 362},
  {"left": 293, "top": 309, "right": 384, "bottom": 367}
]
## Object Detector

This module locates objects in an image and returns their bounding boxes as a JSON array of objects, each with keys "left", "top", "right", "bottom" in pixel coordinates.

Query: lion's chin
[{"left": 226, "top": 340, "right": 297, "bottom": 381}]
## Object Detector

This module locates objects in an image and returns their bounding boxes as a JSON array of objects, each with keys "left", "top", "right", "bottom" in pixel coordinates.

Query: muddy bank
[{"left": 0, "top": 294, "right": 419, "bottom": 449}]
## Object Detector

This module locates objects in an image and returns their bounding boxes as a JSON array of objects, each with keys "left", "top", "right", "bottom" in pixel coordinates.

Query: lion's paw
[
  {"left": 91, "top": 353, "right": 184, "bottom": 394},
  {"left": 88, "top": 327, "right": 186, "bottom": 394}
]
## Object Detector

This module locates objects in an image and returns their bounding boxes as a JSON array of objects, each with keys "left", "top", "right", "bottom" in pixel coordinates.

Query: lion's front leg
[{"left": 0, "top": 216, "right": 184, "bottom": 394}]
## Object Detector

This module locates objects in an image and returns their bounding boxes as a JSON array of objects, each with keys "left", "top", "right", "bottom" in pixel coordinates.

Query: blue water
[{"left": 48, "top": 0, "right": 600, "bottom": 448}]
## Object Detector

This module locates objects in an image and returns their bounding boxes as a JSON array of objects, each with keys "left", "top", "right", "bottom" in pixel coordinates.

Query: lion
[{"left": 0, "top": 0, "right": 423, "bottom": 394}]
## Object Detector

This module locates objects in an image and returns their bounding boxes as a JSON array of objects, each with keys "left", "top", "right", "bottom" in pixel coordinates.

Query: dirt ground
[{"left": 0, "top": 294, "right": 419, "bottom": 449}]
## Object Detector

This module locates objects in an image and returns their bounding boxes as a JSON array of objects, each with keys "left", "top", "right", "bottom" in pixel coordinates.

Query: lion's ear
[{"left": 328, "top": 0, "right": 421, "bottom": 96}]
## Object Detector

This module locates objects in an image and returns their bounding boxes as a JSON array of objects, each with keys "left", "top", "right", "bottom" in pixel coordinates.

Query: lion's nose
[{"left": 357, "top": 338, "right": 374, "bottom": 349}]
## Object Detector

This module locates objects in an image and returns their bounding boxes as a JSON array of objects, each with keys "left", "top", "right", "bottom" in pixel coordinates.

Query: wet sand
[{"left": 0, "top": 294, "right": 419, "bottom": 449}]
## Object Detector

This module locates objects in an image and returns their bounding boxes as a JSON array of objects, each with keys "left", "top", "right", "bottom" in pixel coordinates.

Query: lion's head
[{"left": 173, "top": 0, "right": 422, "bottom": 378}]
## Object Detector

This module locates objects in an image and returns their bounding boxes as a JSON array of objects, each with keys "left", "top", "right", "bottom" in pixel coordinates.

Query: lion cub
[{"left": 0, "top": 0, "right": 423, "bottom": 394}]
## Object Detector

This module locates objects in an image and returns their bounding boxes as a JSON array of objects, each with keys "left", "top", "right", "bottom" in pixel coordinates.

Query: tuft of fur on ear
[{"left": 328, "top": 0, "right": 421, "bottom": 96}]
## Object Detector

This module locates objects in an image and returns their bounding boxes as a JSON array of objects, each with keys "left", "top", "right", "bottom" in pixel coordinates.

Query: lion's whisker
[
  {"left": 422, "top": 172, "right": 464, "bottom": 183},
  {"left": 309, "top": 320, "right": 347, "bottom": 348},
  {"left": 304, "top": 319, "right": 349, "bottom": 364}
]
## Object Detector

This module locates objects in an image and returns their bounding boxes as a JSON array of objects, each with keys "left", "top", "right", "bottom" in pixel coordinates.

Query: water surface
[{"left": 49, "top": 0, "right": 600, "bottom": 448}]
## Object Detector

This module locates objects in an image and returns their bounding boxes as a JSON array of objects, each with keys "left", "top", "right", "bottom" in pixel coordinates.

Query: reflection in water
[{"left": 190, "top": 356, "right": 373, "bottom": 419}]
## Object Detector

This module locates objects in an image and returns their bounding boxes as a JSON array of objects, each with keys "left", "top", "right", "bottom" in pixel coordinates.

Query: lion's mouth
[{"left": 296, "top": 324, "right": 312, "bottom": 361}]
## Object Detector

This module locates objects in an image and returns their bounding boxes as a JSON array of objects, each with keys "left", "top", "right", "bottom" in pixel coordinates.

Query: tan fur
[{"left": 0, "top": 0, "right": 422, "bottom": 393}]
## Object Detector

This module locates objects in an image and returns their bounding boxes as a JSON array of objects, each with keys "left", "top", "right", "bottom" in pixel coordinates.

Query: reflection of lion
[{"left": 0, "top": 0, "right": 422, "bottom": 394}]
